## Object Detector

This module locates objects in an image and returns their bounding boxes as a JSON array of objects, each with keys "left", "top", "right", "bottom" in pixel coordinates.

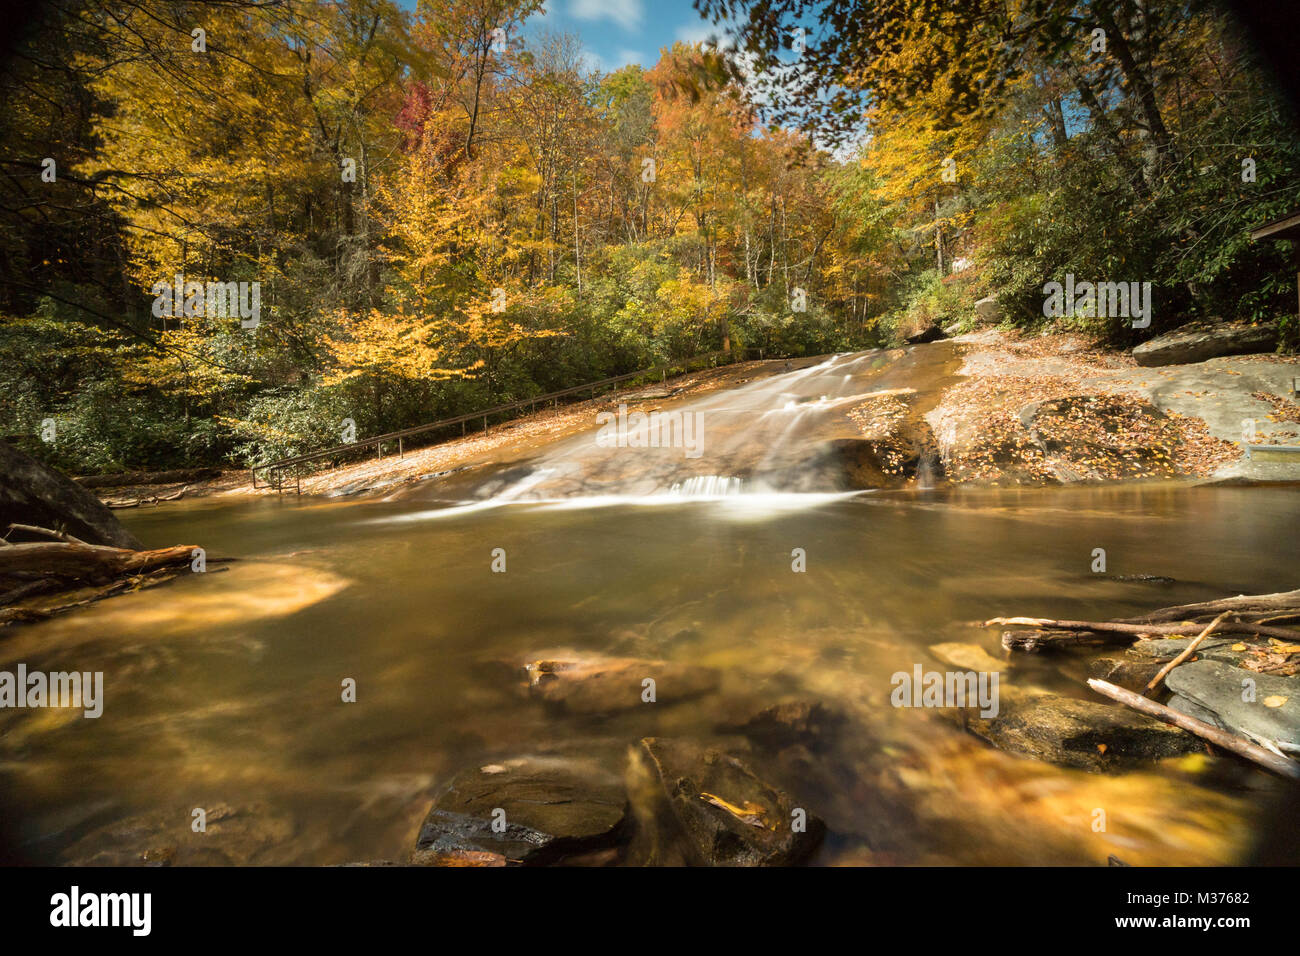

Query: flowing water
[{"left": 3, "top": 349, "right": 1299, "bottom": 865}]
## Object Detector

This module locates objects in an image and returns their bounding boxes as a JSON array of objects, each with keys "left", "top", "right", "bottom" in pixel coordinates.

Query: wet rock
[
  {"left": 627, "top": 737, "right": 825, "bottom": 866},
  {"left": 0, "top": 440, "right": 141, "bottom": 548},
  {"left": 974, "top": 296, "right": 1000, "bottom": 325},
  {"left": 716, "top": 700, "right": 846, "bottom": 752},
  {"left": 929, "top": 641, "right": 1005, "bottom": 673},
  {"left": 1132, "top": 320, "right": 1277, "bottom": 367},
  {"left": 412, "top": 755, "right": 629, "bottom": 866},
  {"left": 1164, "top": 660, "right": 1300, "bottom": 750},
  {"left": 904, "top": 323, "right": 946, "bottom": 345},
  {"left": 523, "top": 655, "right": 720, "bottom": 715},
  {"left": 963, "top": 693, "right": 1200, "bottom": 771},
  {"left": 1088, "top": 655, "right": 1165, "bottom": 691}
]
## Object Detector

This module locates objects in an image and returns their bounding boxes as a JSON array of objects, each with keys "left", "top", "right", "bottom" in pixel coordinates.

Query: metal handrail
[{"left": 250, "top": 346, "right": 767, "bottom": 488}]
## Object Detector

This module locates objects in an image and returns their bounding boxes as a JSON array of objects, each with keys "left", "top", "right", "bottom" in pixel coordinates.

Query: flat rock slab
[
  {"left": 1132, "top": 321, "right": 1277, "bottom": 367},
  {"left": 630, "top": 738, "right": 825, "bottom": 866},
  {"left": 965, "top": 693, "right": 1200, "bottom": 771},
  {"left": 1167, "top": 693, "right": 1227, "bottom": 730},
  {"left": 1165, "top": 660, "right": 1300, "bottom": 749},
  {"left": 413, "top": 756, "right": 629, "bottom": 865},
  {"left": 524, "top": 655, "right": 720, "bottom": 714}
]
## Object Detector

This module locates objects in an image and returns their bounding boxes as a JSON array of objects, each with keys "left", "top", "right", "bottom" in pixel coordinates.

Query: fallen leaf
[{"left": 1263, "top": 696, "right": 1288, "bottom": 708}]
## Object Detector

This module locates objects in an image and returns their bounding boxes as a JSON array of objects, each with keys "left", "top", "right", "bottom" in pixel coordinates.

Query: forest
[{"left": 1, "top": 0, "right": 1297, "bottom": 475}]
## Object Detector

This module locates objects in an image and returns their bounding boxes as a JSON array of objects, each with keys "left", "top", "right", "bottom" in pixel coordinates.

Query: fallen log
[
  {"left": 1001, "top": 629, "right": 1121, "bottom": 652},
  {"left": 1119, "top": 588, "right": 1300, "bottom": 625},
  {"left": 1087, "top": 678, "right": 1300, "bottom": 779},
  {"left": 0, "top": 542, "right": 197, "bottom": 583},
  {"left": 987, "top": 615, "right": 1300, "bottom": 644}
]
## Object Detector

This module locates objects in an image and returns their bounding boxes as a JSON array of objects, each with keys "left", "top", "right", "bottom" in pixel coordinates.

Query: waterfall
[{"left": 664, "top": 475, "right": 745, "bottom": 497}]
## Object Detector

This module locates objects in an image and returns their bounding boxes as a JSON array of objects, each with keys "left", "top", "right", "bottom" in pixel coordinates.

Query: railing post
[{"left": 399, "top": 437, "right": 403, "bottom": 458}]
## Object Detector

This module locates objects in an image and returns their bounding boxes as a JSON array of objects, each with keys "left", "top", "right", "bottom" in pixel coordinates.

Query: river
[{"left": 2, "top": 479, "right": 1298, "bottom": 864}]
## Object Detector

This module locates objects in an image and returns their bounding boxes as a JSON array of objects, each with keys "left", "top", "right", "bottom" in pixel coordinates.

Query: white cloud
[
  {"left": 570, "top": 0, "right": 643, "bottom": 31},
  {"left": 674, "top": 21, "right": 717, "bottom": 46},
  {"left": 616, "top": 48, "right": 647, "bottom": 66}
]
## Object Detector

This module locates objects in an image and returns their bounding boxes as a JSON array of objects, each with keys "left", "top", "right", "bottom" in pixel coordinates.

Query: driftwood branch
[
  {"left": 1119, "top": 589, "right": 1300, "bottom": 624},
  {"left": 1087, "top": 678, "right": 1300, "bottom": 779},
  {"left": 5, "top": 523, "right": 88, "bottom": 545},
  {"left": 987, "top": 615, "right": 1300, "bottom": 644},
  {"left": 104, "top": 485, "right": 188, "bottom": 509}
]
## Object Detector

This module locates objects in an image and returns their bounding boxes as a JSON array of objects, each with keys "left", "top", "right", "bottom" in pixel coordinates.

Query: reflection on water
[{"left": 1, "top": 484, "right": 1296, "bottom": 865}]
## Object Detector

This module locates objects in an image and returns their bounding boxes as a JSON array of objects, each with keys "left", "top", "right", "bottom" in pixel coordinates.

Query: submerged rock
[
  {"left": 716, "top": 700, "right": 846, "bottom": 752},
  {"left": 61, "top": 803, "right": 294, "bottom": 866},
  {"left": 412, "top": 755, "right": 629, "bottom": 866},
  {"left": 1164, "top": 660, "right": 1300, "bottom": 750},
  {"left": 1089, "top": 655, "right": 1165, "bottom": 691},
  {"left": 1132, "top": 321, "right": 1277, "bottom": 367},
  {"left": 522, "top": 654, "right": 720, "bottom": 715},
  {"left": 628, "top": 738, "right": 825, "bottom": 866},
  {"left": 963, "top": 693, "right": 1200, "bottom": 771},
  {"left": 929, "top": 641, "right": 1005, "bottom": 673}
]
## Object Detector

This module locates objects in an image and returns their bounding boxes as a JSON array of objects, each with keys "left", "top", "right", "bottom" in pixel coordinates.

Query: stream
[{"left": 2, "top": 348, "right": 1299, "bottom": 865}]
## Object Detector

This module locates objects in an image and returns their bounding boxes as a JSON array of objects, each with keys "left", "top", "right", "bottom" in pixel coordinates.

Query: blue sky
[{"left": 524, "top": 0, "right": 726, "bottom": 73}]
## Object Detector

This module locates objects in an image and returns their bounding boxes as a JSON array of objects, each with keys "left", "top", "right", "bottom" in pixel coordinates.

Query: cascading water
[{"left": 664, "top": 475, "right": 745, "bottom": 497}]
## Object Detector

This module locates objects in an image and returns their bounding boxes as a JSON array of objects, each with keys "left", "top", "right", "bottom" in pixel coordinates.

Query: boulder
[
  {"left": 522, "top": 655, "right": 720, "bottom": 715},
  {"left": 412, "top": 755, "right": 629, "bottom": 866},
  {"left": 963, "top": 693, "right": 1200, "bottom": 771},
  {"left": 1164, "top": 660, "right": 1300, "bottom": 750},
  {"left": 0, "top": 440, "right": 141, "bottom": 548},
  {"left": 627, "top": 737, "right": 825, "bottom": 866},
  {"left": 896, "top": 314, "right": 944, "bottom": 345},
  {"left": 1132, "top": 321, "right": 1277, "bottom": 367},
  {"left": 974, "top": 296, "right": 1000, "bottom": 325}
]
